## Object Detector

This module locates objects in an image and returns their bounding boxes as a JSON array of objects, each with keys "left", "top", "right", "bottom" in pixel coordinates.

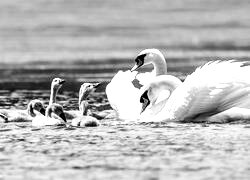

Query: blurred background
[
  {"left": 1, "top": 2, "right": 250, "bottom": 179},
  {"left": 0, "top": 0, "right": 250, "bottom": 90}
]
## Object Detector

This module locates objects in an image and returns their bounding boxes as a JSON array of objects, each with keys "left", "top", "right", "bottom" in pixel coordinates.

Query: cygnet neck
[
  {"left": 79, "top": 101, "right": 89, "bottom": 116},
  {"left": 49, "top": 85, "right": 59, "bottom": 105},
  {"left": 45, "top": 105, "right": 52, "bottom": 118}
]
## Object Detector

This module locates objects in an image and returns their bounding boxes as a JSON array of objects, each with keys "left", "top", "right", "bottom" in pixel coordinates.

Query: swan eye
[
  {"left": 140, "top": 90, "right": 151, "bottom": 113},
  {"left": 140, "top": 90, "right": 149, "bottom": 103},
  {"left": 135, "top": 54, "right": 146, "bottom": 66}
]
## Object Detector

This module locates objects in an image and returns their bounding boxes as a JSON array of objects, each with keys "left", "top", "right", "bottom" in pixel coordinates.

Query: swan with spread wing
[{"left": 139, "top": 60, "right": 250, "bottom": 123}]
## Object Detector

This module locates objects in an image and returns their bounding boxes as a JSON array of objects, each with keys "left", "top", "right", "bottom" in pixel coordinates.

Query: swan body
[
  {"left": 32, "top": 103, "right": 66, "bottom": 126},
  {"left": 106, "top": 49, "right": 170, "bottom": 120},
  {"left": 71, "top": 83, "right": 100, "bottom": 127},
  {"left": 106, "top": 70, "right": 142, "bottom": 120},
  {"left": 139, "top": 60, "right": 250, "bottom": 123}
]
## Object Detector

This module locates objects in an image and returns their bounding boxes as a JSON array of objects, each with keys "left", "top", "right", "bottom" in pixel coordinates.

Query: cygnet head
[
  {"left": 51, "top": 78, "right": 66, "bottom": 90},
  {"left": 27, "top": 99, "right": 46, "bottom": 117},
  {"left": 131, "top": 49, "right": 166, "bottom": 73},
  {"left": 79, "top": 83, "right": 100, "bottom": 105},
  {"left": 46, "top": 103, "right": 67, "bottom": 123}
]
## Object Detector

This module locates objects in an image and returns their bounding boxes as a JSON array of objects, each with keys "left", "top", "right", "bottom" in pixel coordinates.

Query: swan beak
[
  {"left": 39, "top": 107, "right": 46, "bottom": 116},
  {"left": 140, "top": 90, "right": 150, "bottom": 114},
  {"left": 59, "top": 112, "right": 67, "bottom": 123},
  {"left": 131, "top": 65, "right": 139, "bottom": 72},
  {"left": 59, "top": 79, "right": 66, "bottom": 85}
]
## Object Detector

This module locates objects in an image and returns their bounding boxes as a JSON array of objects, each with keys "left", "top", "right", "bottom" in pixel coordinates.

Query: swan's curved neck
[
  {"left": 49, "top": 86, "right": 59, "bottom": 105},
  {"left": 152, "top": 54, "right": 167, "bottom": 76},
  {"left": 151, "top": 75, "right": 181, "bottom": 95}
]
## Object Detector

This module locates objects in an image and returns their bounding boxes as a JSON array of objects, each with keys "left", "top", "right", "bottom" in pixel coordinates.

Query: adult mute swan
[
  {"left": 106, "top": 49, "right": 169, "bottom": 120},
  {"left": 71, "top": 83, "right": 100, "bottom": 127},
  {"left": 32, "top": 103, "right": 67, "bottom": 126},
  {"left": 139, "top": 60, "right": 250, "bottom": 123}
]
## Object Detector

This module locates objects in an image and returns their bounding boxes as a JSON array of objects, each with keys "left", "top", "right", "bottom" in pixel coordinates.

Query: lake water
[{"left": 1, "top": 0, "right": 250, "bottom": 180}]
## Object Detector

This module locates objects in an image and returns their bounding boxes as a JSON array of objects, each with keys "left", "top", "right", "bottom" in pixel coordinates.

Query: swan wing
[
  {"left": 106, "top": 70, "right": 142, "bottom": 120},
  {"left": 164, "top": 60, "right": 250, "bottom": 121}
]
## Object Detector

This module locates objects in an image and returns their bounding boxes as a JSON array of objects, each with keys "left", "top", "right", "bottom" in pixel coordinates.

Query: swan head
[
  {"left": 46, "top": 103, "right": 67, "bottom": 123},
  {"left": 131, "top": 48, "right": 165, "bottom": 72},
  {"left": 139, "top": 75, "right": 182, "bottom": 114},
  {"left": 51, "top": 78, "right": 66, "bottom": 90},
  {"left": 27, "top": 99, "right": 46, "bottom": 117}
]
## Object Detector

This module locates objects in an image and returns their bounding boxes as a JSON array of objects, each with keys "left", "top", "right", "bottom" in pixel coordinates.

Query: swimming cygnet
[
  {"left": 71, "top": 83, "right": 100, "bottom": 127},
  {"left": 0, "top": 99, "right": 45, "bottom": 123},
  {"left": 32, "top": 103, "right": 67, "bottom": 126},
  {"left": 0, "top": 78, "right": 65, "bottom": 123}
]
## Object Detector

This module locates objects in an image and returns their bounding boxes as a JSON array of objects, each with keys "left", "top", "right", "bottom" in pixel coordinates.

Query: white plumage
[
  {"left": 140, "top": 60, "right": 250, "bottom": 123},
  {"left": 106, "top": 49, "right": 168, "bottom": 120}
]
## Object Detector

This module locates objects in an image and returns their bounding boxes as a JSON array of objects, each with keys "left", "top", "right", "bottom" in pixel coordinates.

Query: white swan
[
  {"left": 139, "top": 60, "right": 250, "bottom": 123},
  {"left": 106, "top": 49, "right": 169, "bottom": 120},
  {"left": 71, "top": 83, "right": 100, "bottom": 127},
  {"left": 32, "top": 103, "right": 67, "bottom": 126}
]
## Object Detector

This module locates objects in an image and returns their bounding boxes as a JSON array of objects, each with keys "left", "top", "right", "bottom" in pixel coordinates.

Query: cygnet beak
[
  {"left": 59, "top": 112, "right": 67, "bottom": 123},
  {"left": 93, "top": 82, "right": 101, "bottom": 89},
  {"left": 59, "top": 79, "right": 66, "bottom": 85},
  {"left": 39, "top": 107, "right": 46, "bottom": 116}
]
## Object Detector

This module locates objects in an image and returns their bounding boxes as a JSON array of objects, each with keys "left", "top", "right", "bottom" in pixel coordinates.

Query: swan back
[{"left": 157, "top": 60, "right": 250, "bottom": 121}]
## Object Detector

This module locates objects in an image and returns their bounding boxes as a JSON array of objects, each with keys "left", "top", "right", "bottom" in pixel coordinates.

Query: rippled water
[
  {"left": 1, "top": 119, "right": 250, "bottom": 179},
  {"left": 1, "top": 0, "right": 250, "bottom": 179},
  {"left": 1, "top": 64, "right": 250, "bottom": 180}
]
